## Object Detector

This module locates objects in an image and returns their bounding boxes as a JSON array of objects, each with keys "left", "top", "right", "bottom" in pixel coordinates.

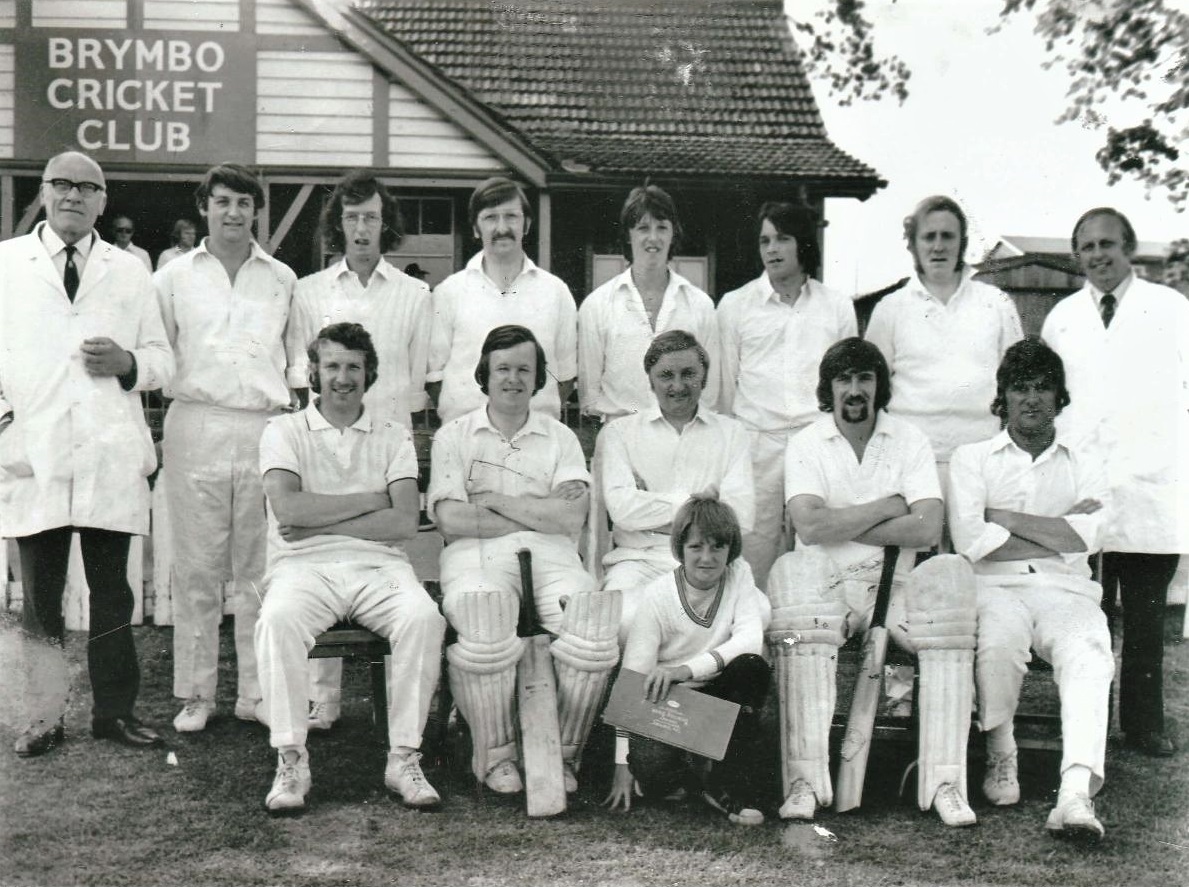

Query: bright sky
[{"left": 787, "top": 0, "right": 1189, "bottom": 295}]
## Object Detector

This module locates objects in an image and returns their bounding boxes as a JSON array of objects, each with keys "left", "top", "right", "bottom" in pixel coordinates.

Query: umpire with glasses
[{"left": 0, "top": 150, "right": 174, "bottom": 756}]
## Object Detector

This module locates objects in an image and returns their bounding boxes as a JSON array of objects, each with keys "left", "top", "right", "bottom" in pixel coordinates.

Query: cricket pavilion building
[{"left": 0, "top": 0, "right": 883, "bottom": 297}]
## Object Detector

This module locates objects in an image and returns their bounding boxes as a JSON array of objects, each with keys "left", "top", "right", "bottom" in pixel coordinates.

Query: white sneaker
[
  {"left": 982, "top": 750, "right": 1020, "bottom": 806},
  {"left": 385, "top": 752, "right": 441, "bottom": 809},
  {"left": 308, "top": 701, "right": 340, "bottom": 731},
  {"left": 173, "top": 697, "right": 215, "bottom": 733},
  {"left": 933, "top": 782, "right": 977, "bottom": 827},
  {"left": 778, "top": 778, "right": 817, "bottom": 821},
  {"left": 266, "top": 748, "right": 311, "bottom": 814},
  {"left": 562, "top": 761, "right": 578, "bottom": 794},
  {"left": 234, "top": 697, "right": 267, "bottom": 725},
  {"left": 483, "top": 759, "right": 524, "bottom": 794},
  {"left": 1046, "top": 792, "right": 1104, "bottom": 842}
]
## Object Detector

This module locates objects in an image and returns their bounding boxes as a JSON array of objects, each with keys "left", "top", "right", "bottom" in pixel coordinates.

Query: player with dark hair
[
  {"left": 717, "top": 200, "right": 856, "bottom": 589},
  {"left": 950, "top": 338, "right": 1113, "bottom": 839},
  {"left": 156, "top": 162, "right": 297, "bottom": 734},
  {"left": 429, "top": 325, "right": 618, "bottom": 797},
  {"left": 766, "top": 337, "right": 979, "bottom": 827},
  {"left": 429, "top": 177, "right": 577, "bottom": 424},
  {"left": 578, "top": 185, "right": 718, "bottom": 420}
]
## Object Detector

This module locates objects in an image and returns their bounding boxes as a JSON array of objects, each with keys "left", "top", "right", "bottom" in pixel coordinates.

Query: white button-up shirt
[
  {"left": 948, "top": 429, "right": 1108, "bottom": 600},
  {"left": 865, "top": 274, "right": 1023, "bottom": 461},
  {"left": 428, "top": 406, "right": 590, "bottom": 525},
  {"left": 601, "top": 406, "right": 755, "bottom": 559},
  {"left": 578, "top": 268, "right": 719, "bottom": 419},
  {"left": 1042, "top": 273, "right": 1189, "bottom": 553},
  {"left": 0, "top": 223, "right": 174, "bottom": 537},
  {"left": 259, "top": 402, "right": 419, "bottom": 571},
  {"left": 717, "top": 274, "right": 857, "bottom": 432},
  {"left": 154, "top": 239, "right": 296, "bottom": 411},
  {"left": 428, "top": 253, "right": 578, "bottom": 423},
  {"left": 785, "top": 412, "right": 941, "bottom": 574},
  {"left": 286, "top": 258, "right": 431, "bottom": 424}
]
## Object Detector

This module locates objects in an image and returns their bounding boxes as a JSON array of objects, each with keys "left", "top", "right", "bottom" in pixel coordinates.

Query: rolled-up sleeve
[
  {"left": 1063, "top": 444, "right": 1110, "bottom": 559},
  {"left": 948, "top": 444, "right": 1010, "bottom": 563},
  {"left": 130, "top": 271, "right": 174, "bottom": 393},
  {"left": 426, "top": 424, "right": 467, "bottom": 518}
]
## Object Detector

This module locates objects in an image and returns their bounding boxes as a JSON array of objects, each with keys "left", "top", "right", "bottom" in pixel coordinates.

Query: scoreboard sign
[{"left": 16, "top": 31, "right": 257, "bottom": 164}]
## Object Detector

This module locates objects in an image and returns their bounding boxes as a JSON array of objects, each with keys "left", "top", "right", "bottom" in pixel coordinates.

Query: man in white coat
[
  {"left": 1042, "top": 207, "right": 1189, "bottom": 758},
  {"left": 1, "top": 151, "right": 174, "bottom": 756}
]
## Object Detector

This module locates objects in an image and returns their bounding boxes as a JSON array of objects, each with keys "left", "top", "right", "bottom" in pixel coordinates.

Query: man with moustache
[
  {"left": 949, "top": 338, "right": 1113, "bottom": 840},
  {"left": 155, "top": 163, "right": 297, "bottom": 734},
  {"left": 285, "top": 170, "right": 432, "bottom": 730},
  {"left": 717, "top": 201, "right": 856, "bottom": 589},
  {"left": 429, "top": 325, "right": 618, "bottom": 796},
  {"left": 865, "top": 196, "right": 1023, "bottom": 501},
  {"left": 427, "top": 178, "right": 577, "bottom": 424},
  {"left": 1042, "top": 207, "right": 1189, "bottom": 758},
  {"left": 599, "top": 330, "right": 754, "bottom": 641},
  {"left": 255, "top": 323, "right": 445, "bottom": 814},
  {"left": 1, "top": 150, "right": 174, "bottom": 755},
  {"left": 766, "top": 338, "right": 980, "bottom": 827}
]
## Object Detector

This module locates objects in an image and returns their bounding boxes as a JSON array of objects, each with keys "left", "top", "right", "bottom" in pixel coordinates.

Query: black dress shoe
[
  {"left": 1125, "top": 731, "right": 1177, "bottom": 757},
  {"left": 92, "top": 717, "right": 164, "bottom": 749},
  {"left": 14, "top": 721, "right": 65, "bottom": 758}
]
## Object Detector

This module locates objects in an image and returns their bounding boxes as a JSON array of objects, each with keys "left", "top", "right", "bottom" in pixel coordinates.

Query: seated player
[
  {"left": 604, "top": 494, "right": 771, "bottom": 825},
  {"left": 599, "top": 330, "right": 754, "bottom": 642},
  {"left": 255, "top": 322, "right": 446, "bottom": 814},
  {"left": 949, "top": 338, "right": 1113, "bottom": 841},
  {"left": 767, "top": 338, "right": 980, "bottom": 827},
  {"left": 429, "top": 325, "right": 620, "bottom": 795}
]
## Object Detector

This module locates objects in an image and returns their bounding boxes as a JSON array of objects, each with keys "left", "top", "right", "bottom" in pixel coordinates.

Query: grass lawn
[{"left": 2, "top": 610, "right": 1187, "bottom": 887}]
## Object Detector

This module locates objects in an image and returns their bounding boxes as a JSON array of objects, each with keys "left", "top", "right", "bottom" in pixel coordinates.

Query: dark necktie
[
  {"left": 63, "top": 244, "right": 79, "bottom": 302},
  {"left": 1100, "top": 292, "right": 1116, "bottom": 329}
]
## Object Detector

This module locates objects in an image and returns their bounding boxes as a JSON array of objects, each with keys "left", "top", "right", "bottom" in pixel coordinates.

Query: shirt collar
[
  {"left": 38, "top": 221, "right": 95, "bottom": 261},
  {"left": 642, "top": 402, "right": 710, "bottom": 429},
  {"left": 907, "top": 269, "right": 973, "bottom": 303},
  {"left": 760, "top": 272, "right": 813, "bottom": 305},
  {"left": 612, "top": 267, "right": 689, "bottom": 300},
  {"left": 305, "top": 399, "right": 373, "bottom": 433},
  {"left": 476, "top": 405, "right": 548, "bottom": 439},
  {"left": 194, "top": 236, "right": 270, "bottom": 265},
  {"left": 821, "top": 409, "right": 893, "bottom": 440},
  {"left": 331, "top": 256, "right": 395, "bottom": 284},
  {"left": 466, "top": 251, "right": 537, "bottom": 280},
  {"left": 988, "top": 426, "right": 1073, "bottom": 461},
  {"left": 1089, "top": 270, "right": 1134, "bottom": 305}
]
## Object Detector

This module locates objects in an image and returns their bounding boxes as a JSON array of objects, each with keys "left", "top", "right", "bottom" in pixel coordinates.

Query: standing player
[
  {"left": 427, "top": 177, "right": 577, "bottom": 423},
  {"left": 285, "top": 169, "right": 432, "bottom": 730},
  {"left": 155, "top": 163, "right": 297, "bottom": 733},
  {"left": 717, "top": 201, "right": 856, "bottom": 588}
]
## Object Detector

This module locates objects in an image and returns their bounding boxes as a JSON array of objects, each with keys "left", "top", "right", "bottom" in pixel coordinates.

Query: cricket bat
[
  {"left": 515, "top": 548, "right": 567, "bottom": 818},
  {"left": 834, "top": 545, "right": 901, "bottom": 813}
]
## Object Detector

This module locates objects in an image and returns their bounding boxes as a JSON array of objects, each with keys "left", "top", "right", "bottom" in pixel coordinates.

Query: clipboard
[{"left": 602, "top": 668, "right": 740, "bottom": 761}]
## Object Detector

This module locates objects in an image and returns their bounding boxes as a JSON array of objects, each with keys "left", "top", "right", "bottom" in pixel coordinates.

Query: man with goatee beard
[{"left": 765, "top": 338, "right": 981, "bottom": 828}]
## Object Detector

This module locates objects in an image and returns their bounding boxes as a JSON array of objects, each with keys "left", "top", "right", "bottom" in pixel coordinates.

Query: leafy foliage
[{"left": 790, "top": 0, "right": 1189, "bottom": 207}]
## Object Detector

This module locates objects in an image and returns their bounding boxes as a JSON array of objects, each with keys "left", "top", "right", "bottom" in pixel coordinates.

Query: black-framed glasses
[{"left": 43, "top": 178, "right": 104, "bottom": 197}]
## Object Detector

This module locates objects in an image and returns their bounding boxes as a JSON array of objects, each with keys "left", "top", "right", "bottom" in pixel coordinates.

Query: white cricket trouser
[
  {"left": 601, "top": 546, "right": 674, "bottom": 644},
  {"left": 741, "top": 426, "right": 802, "bottom": 591},
  {"left": 256, "top": 556, "right": 445, "bottom": 750},
  {"left": 975, "top": 582, "right": 1113, "bottom": 792},
  {"left": 164, "top": 402, "right": 272, "bottom": 702}
]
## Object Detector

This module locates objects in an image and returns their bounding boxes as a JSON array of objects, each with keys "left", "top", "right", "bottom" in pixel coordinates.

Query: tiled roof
[{"left": 353, "top": 0, "right": 882, "bottom": 186}]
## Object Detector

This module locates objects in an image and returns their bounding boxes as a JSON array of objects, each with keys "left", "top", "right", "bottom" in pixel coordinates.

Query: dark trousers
[
  {"left": 1101, "top": 551, "right": 1179, "bottom": 736},
  {"left": 630, "top": 654, "right": 772, "bottom": 799},
  {"left": 18, "top": 527, "right": 140, "bottom": 721}
]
